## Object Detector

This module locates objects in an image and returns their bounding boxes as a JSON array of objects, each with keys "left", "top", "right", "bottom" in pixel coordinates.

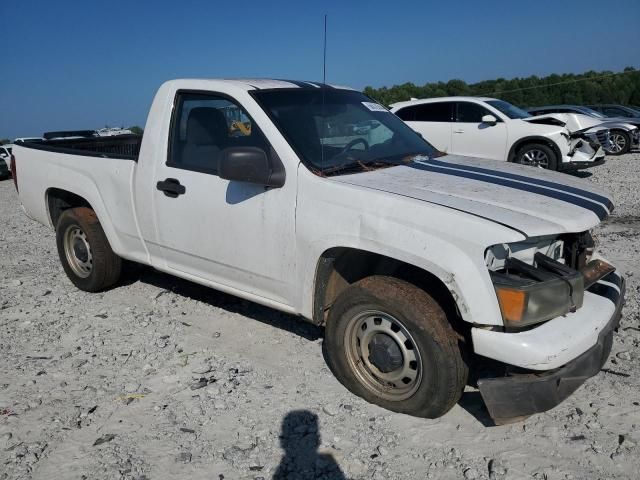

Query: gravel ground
[{"left": 1, "top": 153, "right": 639, "bottom": 480}]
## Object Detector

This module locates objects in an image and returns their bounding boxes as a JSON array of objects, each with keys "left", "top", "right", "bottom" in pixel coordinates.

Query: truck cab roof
[{"left": 165, "top": 78, "right": 354, "bottom": 91}]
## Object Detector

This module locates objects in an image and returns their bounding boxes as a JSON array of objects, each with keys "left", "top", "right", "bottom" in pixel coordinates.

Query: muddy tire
[
  {"left": 55, "top": 207, "right": 122, "bottom": 292},
  {"left": 607, "top": 130, "right": 631, "bottom": 155},
  {"left": 324, "top": 276, "right": 468, "bottom": 418},
  {"left": 515, "top": 143, "right": 558, "bottom": 170}
]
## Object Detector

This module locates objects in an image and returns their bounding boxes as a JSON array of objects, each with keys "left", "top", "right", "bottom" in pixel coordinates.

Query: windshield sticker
[{"left": 362, "top": 102, "right": 388, "bottom": 112}]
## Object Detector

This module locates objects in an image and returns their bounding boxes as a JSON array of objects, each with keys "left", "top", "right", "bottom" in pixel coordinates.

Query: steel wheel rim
[
  {"left": 63, "top": 225, "right": 93, "bottom": 278},
  {"left": 609, "top": 133, "right": 626, "bottom": 153},
  {"left": 344, "top": 310, "right": 423, "bottom": 401},
  {"left": 520, "top": 149, "right": 549, "bottom": 168}
]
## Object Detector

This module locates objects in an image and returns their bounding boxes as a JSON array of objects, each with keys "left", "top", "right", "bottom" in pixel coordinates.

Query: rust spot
[{"left": 73, "top": 206, "right": 99, "bottom": 224}]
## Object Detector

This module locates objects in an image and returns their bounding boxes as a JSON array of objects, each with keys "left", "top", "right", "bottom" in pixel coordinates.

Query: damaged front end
[
  {"left": 474, "top": 232, "right": 624, "bottom": 424},
  {"left": 525, "top": 113, "right": 607, "bottom": 168},
  {"left": 566, "top": 127, "right": 610, "bottom": 165}
]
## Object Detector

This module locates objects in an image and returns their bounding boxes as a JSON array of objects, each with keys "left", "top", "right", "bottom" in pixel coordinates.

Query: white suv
[{"left": 390, "top": 97, "right": 605, "bottom": 171}]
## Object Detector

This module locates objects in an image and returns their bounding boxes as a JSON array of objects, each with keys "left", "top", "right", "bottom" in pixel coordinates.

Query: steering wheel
[{"left": 339, "top": 138, "right": 369, "bottom": 155}]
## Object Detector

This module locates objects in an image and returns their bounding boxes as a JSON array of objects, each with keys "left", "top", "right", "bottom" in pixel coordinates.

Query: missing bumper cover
[{"left": 477, "top": 273, "right": 625, "bottom": 424}]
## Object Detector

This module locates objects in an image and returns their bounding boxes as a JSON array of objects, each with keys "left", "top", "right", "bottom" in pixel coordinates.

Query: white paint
[
  {"left": 390, "top": 96, "right": 605, "bottom": 168},
  {"left": 12, "top": 78, "right": 620, "bottom": 373},
  {"left": 472, "top": 273, "right": 621, "bottom": 370}
]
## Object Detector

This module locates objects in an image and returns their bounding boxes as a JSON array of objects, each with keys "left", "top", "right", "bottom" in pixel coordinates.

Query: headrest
[{"left": 186, "top": 107, "right": 228, "bottom": 145}]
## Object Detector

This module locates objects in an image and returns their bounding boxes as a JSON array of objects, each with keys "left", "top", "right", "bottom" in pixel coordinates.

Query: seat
[{"left": 180, "top": 107, "right": 229, "bottom": 172}]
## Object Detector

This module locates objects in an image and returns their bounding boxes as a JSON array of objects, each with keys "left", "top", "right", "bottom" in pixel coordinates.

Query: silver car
[{"left": 527, "top": 105, "right": 640, "bottom": 155}]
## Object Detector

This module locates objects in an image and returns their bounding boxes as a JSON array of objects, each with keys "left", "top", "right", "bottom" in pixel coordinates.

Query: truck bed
[{"left": 18, "top": 134, "right": 142, "bottom": 160}]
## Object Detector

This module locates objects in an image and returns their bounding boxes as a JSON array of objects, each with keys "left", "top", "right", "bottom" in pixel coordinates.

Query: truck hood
[{"left": 331, "top": 154, "right": 613, "bottom": 237}]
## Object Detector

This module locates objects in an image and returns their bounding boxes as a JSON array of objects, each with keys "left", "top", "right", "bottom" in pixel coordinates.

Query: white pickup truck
[{"left": 11, "top": 79, "right": 625, "bottom": 424}]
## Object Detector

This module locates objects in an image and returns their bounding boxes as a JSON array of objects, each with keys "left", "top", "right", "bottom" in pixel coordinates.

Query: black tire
[
  {"left": 324, "top": 276, "right": 468, "bottom": 419},
  {"left": 514, "top": 143, "right": 558, "bottom": 170},
  {"left": 55, "top": 207, "right": 122, "bottom": 292},
  {"left": 607, "top": 130, "right": 631, "bottom": 155}
]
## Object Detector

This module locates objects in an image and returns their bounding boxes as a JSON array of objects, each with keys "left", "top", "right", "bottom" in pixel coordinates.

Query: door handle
[
  {"left": 453, "top": 129, "right": 465, "bottom": 134},
  {"left": 156, "top": 178, "right": 186, "bottom": 198}
]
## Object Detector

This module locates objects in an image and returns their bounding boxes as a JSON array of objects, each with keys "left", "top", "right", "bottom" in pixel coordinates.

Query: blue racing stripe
[
  {"left": 409, "top": 162, "right": 609, "bottom": 220},
  {"left": 428, "top": 158, "right": 614, "bottom": 211}
]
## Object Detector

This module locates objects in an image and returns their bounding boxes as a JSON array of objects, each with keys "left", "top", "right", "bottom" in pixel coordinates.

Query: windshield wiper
[{"left": 320, "top": 159, "right": 399, "bottom": 176}]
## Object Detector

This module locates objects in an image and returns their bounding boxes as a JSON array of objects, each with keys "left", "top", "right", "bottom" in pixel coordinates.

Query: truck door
[
  {"left": 150, "top": 91, "right": 296, "bottom": 306},
  {"left": 451, "top": 101, "right": 508, "bottom": 160}
]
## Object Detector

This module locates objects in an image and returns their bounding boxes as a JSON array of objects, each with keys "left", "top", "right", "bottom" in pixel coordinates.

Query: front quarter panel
[{"left": 295, "top": 166, "right": 525, "bottom": 326}]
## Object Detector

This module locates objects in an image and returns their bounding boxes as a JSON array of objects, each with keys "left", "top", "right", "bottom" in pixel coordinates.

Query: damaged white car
[
  {"left": 391, "top": 97, "right": 606, "bottom": 171},
  {"left": 527, "top": 105, "right": 640, "bottom": 155}
]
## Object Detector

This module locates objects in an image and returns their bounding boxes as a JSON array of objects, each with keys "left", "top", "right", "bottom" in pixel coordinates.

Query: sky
[{"left": 1, "top": 0, "right": 638, "bottom": 139}]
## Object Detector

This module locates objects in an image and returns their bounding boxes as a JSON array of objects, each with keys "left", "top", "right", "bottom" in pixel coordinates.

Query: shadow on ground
[
  {"left": 120, "top": 265, "right": 506, "bottom": 430},
  {"left": 566, "top": 170, "right": 593, "bottom": 179},
  {"left": 273, "top": 410, "right": 346, "bottom": 480},
  {"left": 458, "top": 391, "right": 496, "bottom": 427},
  {"left": 119, "top": 264, "right": 323, "bottom": 341}
]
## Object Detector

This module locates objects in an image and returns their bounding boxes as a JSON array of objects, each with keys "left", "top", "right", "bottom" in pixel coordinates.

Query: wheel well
[
  {"left": 313, "top": 247, "right": 460, "bottom": 326},
  {"left": 46, "top": 188, "right": 92, "bottom": 227},
  {"left": 508, "top": 137, "right": 561, "bottom": 163},
  {"left": 610, "top": 128, "right": 629, "bottom": 137}
]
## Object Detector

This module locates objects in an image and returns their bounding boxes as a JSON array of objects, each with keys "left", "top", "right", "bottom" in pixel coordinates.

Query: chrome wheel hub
[
  {"left": 609, "top": 133, "right": 626, "bottom": 153},
  {"left": 344, "top": 310, "right": 422, "bottom": 401},
  {"left": 64, "top": 226, "right": 93, "bottom": 278},
  {"left": 520, "top": 149, "right": 549, "bottom": 168}
]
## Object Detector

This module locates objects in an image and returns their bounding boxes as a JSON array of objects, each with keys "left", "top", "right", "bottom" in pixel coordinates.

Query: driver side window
[{"left": 168, "top": 92, "right": 269, "bottom": 175}]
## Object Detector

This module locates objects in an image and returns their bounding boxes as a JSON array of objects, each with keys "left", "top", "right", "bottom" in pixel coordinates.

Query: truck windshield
[
  {"left": 486, "top": 100, "right": 531, "bottom": 119},
  {"left": 252, "top": 89, "right": 437, "bottom": 175}
]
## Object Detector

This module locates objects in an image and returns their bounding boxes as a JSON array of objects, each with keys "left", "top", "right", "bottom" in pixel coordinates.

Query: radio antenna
[
  {"left": 320, "top": 14, "right": 327, "bottom": 169},
  {"left": 322, "top": 14, "right": 327, "bottom": 84}
]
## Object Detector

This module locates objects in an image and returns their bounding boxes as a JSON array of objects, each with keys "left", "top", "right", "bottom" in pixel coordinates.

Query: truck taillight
[{"left": 10, "top": 154, "right": 18, "bottom": 193}]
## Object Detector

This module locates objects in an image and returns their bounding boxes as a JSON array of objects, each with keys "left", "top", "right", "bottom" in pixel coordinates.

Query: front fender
[{"left": 297, "top": 217, "right": 521, "bottom": 327}]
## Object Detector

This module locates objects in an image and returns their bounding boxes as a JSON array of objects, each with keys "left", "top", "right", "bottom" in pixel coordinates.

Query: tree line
[{"left": 363, "top": 67, "right": 640, "bottom": 108}]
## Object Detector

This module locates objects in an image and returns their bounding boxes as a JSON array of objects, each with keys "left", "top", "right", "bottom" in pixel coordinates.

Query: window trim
[{"left": 166, "top": 89, "right": 272, "bottom": 176}]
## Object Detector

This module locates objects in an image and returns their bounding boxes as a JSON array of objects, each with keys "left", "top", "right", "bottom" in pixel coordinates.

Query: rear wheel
[
  {"left": 514, "top": 143, "right": 558, "bottom": 170},
  {"left": 56, "top": 207, "right": 122, "bottom": 292},
  {"left": 606, "top": 130, "right": 631, "bottom": 155},
  {"left": 324, "top": 276, "right": 467, "bottom": 418}
]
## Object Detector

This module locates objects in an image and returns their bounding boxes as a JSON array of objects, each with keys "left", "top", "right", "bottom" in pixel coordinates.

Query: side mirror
[
  {"left": 482, "top": 114, "right": 498, "bottom": 124},
  {"left": 218, "top": 147, "right": 285, "bottom": 188}
]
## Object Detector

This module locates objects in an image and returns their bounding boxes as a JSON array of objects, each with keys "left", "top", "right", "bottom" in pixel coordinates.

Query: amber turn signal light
[{"left": 495, "top": 287, "right": 527, "bottom": 323}]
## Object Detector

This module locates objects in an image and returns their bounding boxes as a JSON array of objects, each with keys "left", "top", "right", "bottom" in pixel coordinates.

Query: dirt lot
[{"left": 1, "top": 154, "right": 639, "bottom": 480}]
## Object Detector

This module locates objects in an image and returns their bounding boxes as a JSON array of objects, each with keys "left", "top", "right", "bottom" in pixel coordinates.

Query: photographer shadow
[{"left": 273, "top": 410, "right": 346, "bottom": 480}]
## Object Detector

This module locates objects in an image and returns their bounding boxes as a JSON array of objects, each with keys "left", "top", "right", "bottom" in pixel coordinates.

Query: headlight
[
  {"left": 486, "top": 233, "right": 614, "bottom": 329},
  {"left": 491, "top": 253, "right": 584, "bottom": 328}
]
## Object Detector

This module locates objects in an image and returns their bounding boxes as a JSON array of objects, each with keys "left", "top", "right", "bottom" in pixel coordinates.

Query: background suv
[{"left": 390, "top": 97, "right": 605, "bottom": 171}]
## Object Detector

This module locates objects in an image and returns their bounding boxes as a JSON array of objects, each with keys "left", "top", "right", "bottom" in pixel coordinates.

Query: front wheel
[
  {"left": 606, "top": 130, "right": 631, "bottom": 155},
  {"left": 514, "top": 143, "right": 558, "bottom": 170},
  {"left": 324, "top": 276, "right": 468, "bottom": 419},
  {"left": 56, "top": 207, "right": 122, "bottom": 292}
]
